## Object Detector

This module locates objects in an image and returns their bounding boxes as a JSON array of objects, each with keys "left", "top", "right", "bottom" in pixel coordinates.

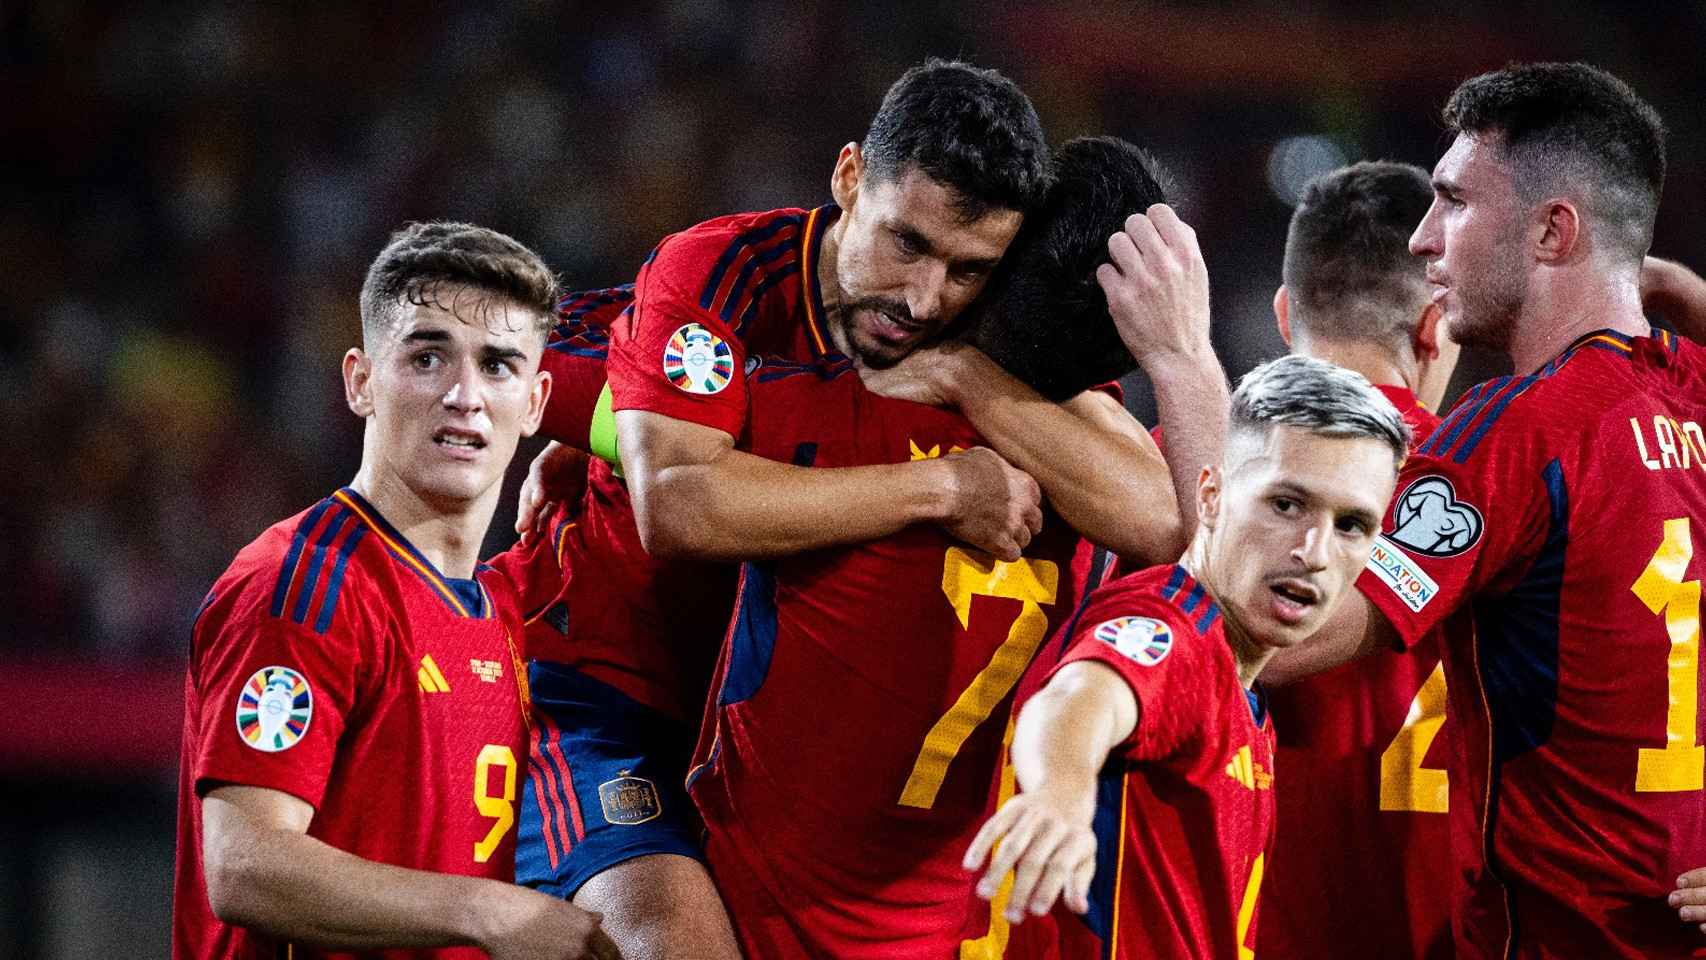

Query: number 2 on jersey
[
  {"left": 1379, "top": 663, "right": 1449, "bottom": 813},
  {"left": 474, "top": 744, "right": 517, "bottom": 862},
  {"left": 899, "top": 548, "right": 1059, "bottom": 809},
  {"left": 1633, "top": 517, "right": 1703, "bottom": 793}
]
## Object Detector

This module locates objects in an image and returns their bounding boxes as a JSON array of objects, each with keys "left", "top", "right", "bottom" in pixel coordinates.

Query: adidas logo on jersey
[
  {"left": 1225, "top": 745, "right": 1272, "bottom": 791},
  {"left": 418, "top": 654, "right": 451, "bottom": 693}
]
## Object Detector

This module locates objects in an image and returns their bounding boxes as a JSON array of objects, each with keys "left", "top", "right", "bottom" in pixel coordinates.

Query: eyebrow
[
  {"left": 401, "top": 328, "right": 452, "bottom": 344},
  {"left": 1432, "top": 176, "right": 1461, "bottom": 196},
  {"left": 482, "top": 344, "right": 528, "bottom": 362},
  {"left": 1272, "top": 480, "right": 1382, "bottom": 528}
]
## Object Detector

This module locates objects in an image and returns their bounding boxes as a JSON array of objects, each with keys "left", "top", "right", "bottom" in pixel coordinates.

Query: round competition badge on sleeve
[
  {"left": 663, "top": 323, "right": 734, "bottom": 395},
  {"left": 235, "top": 666, "right": 312, "bottom": 752},
  {"left": 1094, "top": 616, "right": 1173, "bottom": 666}
]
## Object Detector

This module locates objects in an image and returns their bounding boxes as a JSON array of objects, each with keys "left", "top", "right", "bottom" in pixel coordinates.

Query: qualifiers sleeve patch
[
  {"left": 1366, "top": 536, "right": 1440, "bottom": 613},
  {"left": 1388, "top": 475, "right": 1484, "bottom": 557},
  {"left": 236, "top": 666, "right": 313, "bottom": 752},
  {"left": 1093, "top": 616, "right": 1173, "bottom": 666},
  {"left": 662, "top": 323, "right": 734, "bottom": 395}
]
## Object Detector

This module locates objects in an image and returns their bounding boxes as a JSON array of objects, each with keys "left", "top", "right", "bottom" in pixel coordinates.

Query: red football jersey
[
  {"left": 172, "top": 488, "right": 530, "bottom": 960},
  {"left": 521, "top": 208, "right": 842, "bottom": 722},
  {"left": 1258, "top": 383, "right": 1455, "bottom": 960},
  {"left": 687, "top": 360, "right": 1093, "bottom": 959},
  {"left": 1039, "top": 563, "right": 1277, "bottom": 960},
  {"left": 1355, "top": 329, "right": 1706, "bottom": 959}
]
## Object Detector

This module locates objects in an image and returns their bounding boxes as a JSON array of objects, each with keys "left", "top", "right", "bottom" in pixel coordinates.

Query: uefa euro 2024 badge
[
  {"left": 1094, "top": 616, "right": 1174, "bottom": 667},
  {"left": 236, "top": 665, "right": 312, "bottom": 752},
  {"left": 662, "top": 323, "right": 734, "bottom": 395}
]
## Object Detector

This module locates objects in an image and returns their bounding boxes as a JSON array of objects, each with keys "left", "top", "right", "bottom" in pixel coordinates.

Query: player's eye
[
  {"left": 1336, "top": 515, "right": 1372, "bottom": 536},
  {"left": 892, "top": 229, "right": 924, "bottom": 257},
  {"left": 412, "top": 350, "right": 442, "bottom": 370},
  {"left": 1271, "top": 497, "right": 1298, "bottom": 515},
  {"left": 948, "top": 265, "right": 986, "bottom": 286},
  {"left": 483, "top": 358, "right": 515, "bottom": 378}
]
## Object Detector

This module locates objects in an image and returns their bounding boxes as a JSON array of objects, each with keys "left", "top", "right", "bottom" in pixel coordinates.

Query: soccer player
[
  {"left": 683, "top": 136, "right": 1197, "bottom": 960},
  {"left": 1262, "top": 63, "right": 1706, "bottom": 958},
  {"left": 964, "top": 355, "right": 1409, "bottom": 959},
  {"left": 171, "top": 223, "right": 616, "bottom": 960},
  {"left": 511, "top": 60, "right": 1225, "bottom": 960},
  {"left": 1258, "top": 161, "right": 1458, "bottom": 960}
]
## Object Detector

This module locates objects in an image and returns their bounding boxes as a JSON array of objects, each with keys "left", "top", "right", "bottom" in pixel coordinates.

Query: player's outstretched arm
[
  {"left": 861, "top": 341, "right": 1184, "bottom": 565},
  {"left": 1098, "top": 205, "right": 1230, "bottom": 539},
  {"left": 201, "top": 785, "right": 620, "bottom": 960},
  {"left": 964, "top": 660, "right": 1138, "bottom": 924},
  {"left": 1670, "top": 868, "right": 1706, "bottom": 937},
  {"left": 1642, "top": 256, "right": 1706, "bottom": 344},
  {"left": 616, "top": 409, "right": 1043, "bottom": 561},
  {"left": 1258, "top": 586, "right": 1397, "bottom": 685}
]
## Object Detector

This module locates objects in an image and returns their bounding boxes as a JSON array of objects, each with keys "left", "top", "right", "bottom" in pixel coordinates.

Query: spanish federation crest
[
  {"left": 1093, "top": 616, "right": 1173, "bottom": 667},
  {"left": 662, "top": 323, "right": 734, "bottom": 395},
  {"left": 598, "top": 770, "right": 663, "bottom": 825},
  {"left": 236, "top": 665, "right": 312, "bottom": 752}
]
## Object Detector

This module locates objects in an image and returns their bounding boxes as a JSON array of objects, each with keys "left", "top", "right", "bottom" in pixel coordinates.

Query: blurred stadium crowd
[{"left": 1, "top": 1, "right": 1704, "bottom": 953}]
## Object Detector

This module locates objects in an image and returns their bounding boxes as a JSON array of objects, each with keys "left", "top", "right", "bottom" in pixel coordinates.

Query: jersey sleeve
[
  {"left": 1356, "top": 384, "right": 1551, "bottom": 649},
  {"left": 537, "top": 290, "right": 624, "bottom": 456},
  {"left": 1050, "top": 587, "right": 1205, "bottom": 762},
  {"left": 186, "top": 574, "right": 374, "bottom": 810},
  {"left": 607, "top": 234, "right": 751, "bottom": 439}
]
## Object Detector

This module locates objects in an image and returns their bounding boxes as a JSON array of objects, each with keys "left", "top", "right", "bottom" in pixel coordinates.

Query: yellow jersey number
[
  {"left": 900, "top": 548, "right": 1059, "bottom": 809},
  {"left": 1633, "top": 518, "right": 1703, "bottom": 792},
  {"left": 473, "top": 744, "right": 517, "bottom": 863}
]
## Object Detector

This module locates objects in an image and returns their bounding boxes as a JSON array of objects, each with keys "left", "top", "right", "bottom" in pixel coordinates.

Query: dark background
[{"left": 3, "top": 3, "right": 1702, "bottom": 953}]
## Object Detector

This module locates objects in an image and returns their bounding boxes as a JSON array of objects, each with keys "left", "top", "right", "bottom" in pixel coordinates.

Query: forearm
[
  {"left": 1259, "top": 588, "right": 1396, "bottom": 685},
  {"left": 1142, "top": 346, "right": 1230, "bottom": 537},
  {"left": 638, "top": 448, "right": 951, "bottom": 560},
  {"left": 947, "top": 356, "right": 1182, "bottom": 564},
  {"left": 1643, "top": 256, "right": 1706, "bottom": 344},
  {"left": 204, "top": 808, "right": 515, "bottom": 950},
  {"left": 1011, "top": 662, "right": 1136, "bottom": 804}
]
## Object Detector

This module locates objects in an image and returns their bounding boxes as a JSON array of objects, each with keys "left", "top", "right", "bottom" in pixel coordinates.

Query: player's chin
[{"left": 412, "top": 460, "right": 501, "bottom": 505}]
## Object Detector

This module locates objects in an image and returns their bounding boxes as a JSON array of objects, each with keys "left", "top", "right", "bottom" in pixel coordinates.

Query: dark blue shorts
[{"left": 516, "top": 660, "right": 705, "bottom": 899}]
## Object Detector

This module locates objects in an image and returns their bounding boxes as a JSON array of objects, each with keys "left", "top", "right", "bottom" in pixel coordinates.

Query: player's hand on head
[
  {"left": 857, "top": 341, "right": 968, "bottom": 407},
  {"left": 938, "top": 446, "right": 1043, "bottom": 562},
  {"left": 1670, "top": 868, "right": 1706, "bottom": 936},
  {"left": 516, "top": 441, "right": 590, "bottom": 538},
  {"left": 1096, "top": 203, "right": 1212, "bottom": 363},
  {"left": 481, "top": 886, "right": 622, "bottom": 960},
  {"left": 962, "top": 789, "right": 1097, "bottom": 923}
]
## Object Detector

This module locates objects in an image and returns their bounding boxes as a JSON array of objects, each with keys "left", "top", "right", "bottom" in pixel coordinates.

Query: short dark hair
[
  {"left": 1444, "top": 61, "right": 1666, "bottom": 263},
  {"left": 861, "top": 57, "right": 1052, "bottom": 221},
  {"left": 970, "top": 136, "right": 1170, "bottom": 401},
  {"left": 1282, "top": 161, "right": 1433, "bottom": 351},
  {"left": 359, "top": 221, "right": 559, "bottom": 342}
]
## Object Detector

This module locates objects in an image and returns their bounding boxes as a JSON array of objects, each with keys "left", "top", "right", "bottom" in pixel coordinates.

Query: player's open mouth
[
  {"left": 1268, "top": 579, "right": 1319, "bottom": 625},
  {"left": 434, "top": 427, "right": 487, "bottom": 456},
  {"left": 866, "top": 309, "right": 921, "bottom": 344}
]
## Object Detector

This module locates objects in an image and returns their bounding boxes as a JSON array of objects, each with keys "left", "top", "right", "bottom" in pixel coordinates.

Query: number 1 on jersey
[
  {"left": 899, "top": 548, "right": 1059, "bottom": 809},
  {"left": 1633, "top": 517, "right": 1703, "bottom": 793}
]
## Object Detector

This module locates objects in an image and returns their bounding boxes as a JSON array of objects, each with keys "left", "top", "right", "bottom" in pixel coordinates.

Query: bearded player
[
  {"left": 171, "top": 223, "right": 616, "bottom": 959},
  {"left": 507, "top": 60, "right": 1226, "bottom": 960},
  {"left": 965, "top": 355, "right": 1409, "bottom": 959},
  {"left": 1263, "top": 63, "right": 1706, "bottom": 958}
]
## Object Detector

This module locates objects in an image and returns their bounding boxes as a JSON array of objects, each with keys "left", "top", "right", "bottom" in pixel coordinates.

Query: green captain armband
[{"left": 589, "top": 381, "right": 623, "bottom": 476}]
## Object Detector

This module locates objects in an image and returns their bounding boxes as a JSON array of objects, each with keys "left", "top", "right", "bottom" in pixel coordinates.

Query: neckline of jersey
[
  {"left": 331, "top": 486, "right": 492, "bottom": 619},
  {"left": 801, "top": 203, "right": 844, "bottom": 361}
]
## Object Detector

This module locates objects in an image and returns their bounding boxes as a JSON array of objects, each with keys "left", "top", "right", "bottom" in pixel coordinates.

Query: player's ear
[
  {"left": 1533, "top": 198, "right": 1580, "bottom": 264},
  {"left": 831, "top": 142, "right": 863, "bottom": 212},
  {"left": 1413, "top": 300, "right": 1443, "bottom": 362},
  {"left": 1196, "top": 464, "right": 1221, "bottom": 532},
  {"left": 521, "top": 369, "right": 552, "bottom": 438},
  {"left": 1273, "top": 286, "right": 1292, "bottom": 346},
  {"left": 344, "top": 348, "right": 374, "bottom": 418}
]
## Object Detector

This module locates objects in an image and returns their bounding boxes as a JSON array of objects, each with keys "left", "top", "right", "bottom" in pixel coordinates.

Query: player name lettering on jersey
[{"left": 1630, "top": 414, "right": 1706, "bottom": 472}]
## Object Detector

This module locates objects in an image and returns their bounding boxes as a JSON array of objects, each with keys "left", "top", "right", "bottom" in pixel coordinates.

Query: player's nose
[
  {"left": 441, "top": 363, "right": 484, "bottom": 412},
  {"left": 1409, "top": 203, "right": 1442, "bottom": 258},
  {"left": 1292, "top": 523, "right": 1332, "bottom": 571},
  {"left": 906, "top": 260, "right": 947, "bottom": 326}
]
